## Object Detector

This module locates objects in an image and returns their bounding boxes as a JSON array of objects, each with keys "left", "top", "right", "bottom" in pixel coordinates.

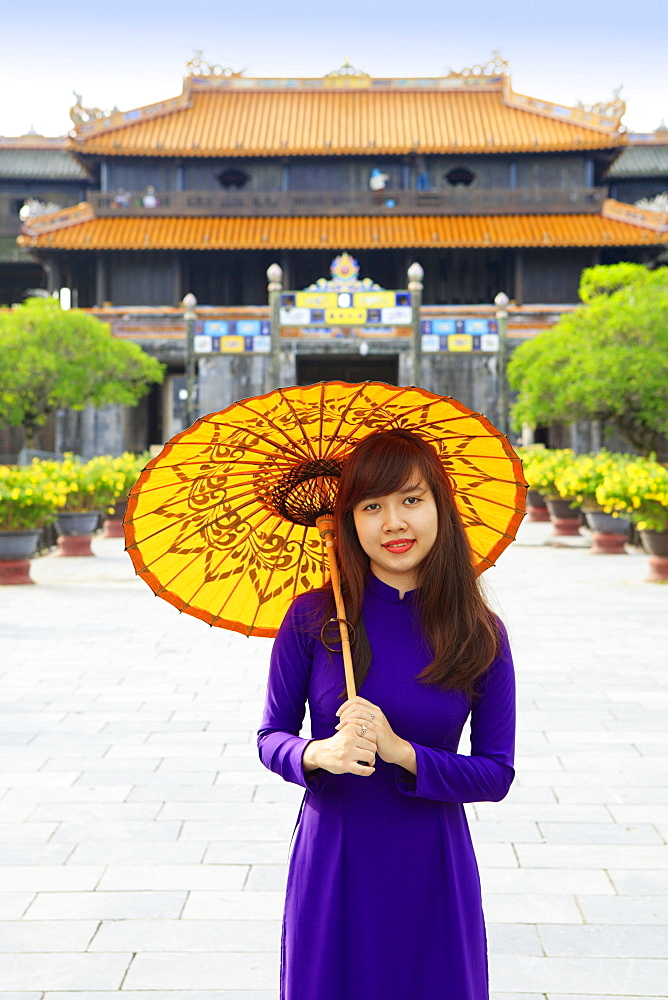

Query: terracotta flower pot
[
  {"left": 545, "top": 498, "right": 581, "bottom": 537},
  {"left": 639, "top": 530, "right": 668, "bottom": 582},
  {"left": 0, "top": 529, "right": 41, "bottom": 585},
  {"left": 103, "top": 498, "right": 128, "bottom": 538},
  {"left": 526, "top": 489, "right": 550, "bottom": 522},
  {"left": 56, "top": 511, "right": 101, "bottom": 557},
  {"left": 584, "top": 510, "right": 629, "bottom": 554}
]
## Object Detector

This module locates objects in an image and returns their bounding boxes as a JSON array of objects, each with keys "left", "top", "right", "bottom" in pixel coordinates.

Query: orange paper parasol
[{"left": 125, "top": 382, "right": 526, "bottom": 653}]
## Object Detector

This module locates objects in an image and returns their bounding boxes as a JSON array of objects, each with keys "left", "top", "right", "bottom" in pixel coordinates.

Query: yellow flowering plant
[
  {"left": 554, "top": 451, "right": 631, "bottom": 510},
  {"left": 103, "top": 452, "right": 149, "bottom": 512},
  {"left": 40, "top": 453, "right": 150, "bottom": 515},
  {"left": 595, "top": 457, "right": 668, "bottom": 532},
  {"left": 516, "top": 448, "right": 574, "bottom": 499},
  {"left": 0, "top": 461, "right": 66, "bottom": 530}
]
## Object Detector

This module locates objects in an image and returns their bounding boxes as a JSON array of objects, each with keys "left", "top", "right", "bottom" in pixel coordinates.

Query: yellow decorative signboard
[
  {"left": 221, "top": 335, "right": 245, "bottom": 353},
  {"left": 324, "top": 307, "right": 368, "bottom": 325},
  {"left": 448, "top": 334, "right": 474, "bottom": 352},
  {"left": 353, "top": 292, "right": 396, "bottom": 309},
  {"left": 295, "top": 292, "right": 338, "bottom": 309}
]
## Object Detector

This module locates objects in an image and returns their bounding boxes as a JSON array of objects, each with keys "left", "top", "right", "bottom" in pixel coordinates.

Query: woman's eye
[{"left": 404, "top": 496, "right": 420, "bottom": 505}]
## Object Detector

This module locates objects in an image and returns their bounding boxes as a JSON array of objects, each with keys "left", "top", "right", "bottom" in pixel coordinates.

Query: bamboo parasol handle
[{"left": 316, "top": 516, "right": 356, "bottom": 699}]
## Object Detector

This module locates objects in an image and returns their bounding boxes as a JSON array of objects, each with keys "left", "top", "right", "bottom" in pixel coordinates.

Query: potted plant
[
  {"left": 516, "top": 447, "right": 550, "bottom": 521},
  {"left": 0, "top": 461, "right": 64, "bottom": 583},
  {"left": 521, "top": 448, "right": 580, "bottom": 536},
  {"left": 554, "top": 451, "right": 631, "bottom": 554},
  {"left": 100, "top": 452, "right": 149, "bottom": 537},
  {"left": 596, "top": 457, "right": 668, "bottom": 581},
  {"left": 44, "top": 455, "right": 121, "bottom": 556}
]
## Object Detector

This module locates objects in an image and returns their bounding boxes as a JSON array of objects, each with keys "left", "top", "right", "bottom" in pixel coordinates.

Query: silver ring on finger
[
  {"left": 360, "top": 725, "right": 367, "bottom": 736},
  {"left": 370, "top": 712, "right": 375, "bottom": 721}
]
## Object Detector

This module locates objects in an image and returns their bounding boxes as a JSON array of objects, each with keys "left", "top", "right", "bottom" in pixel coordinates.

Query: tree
[
  {"left": 508, "top": 263, "right": 668, "bottom": 455},
  {"left": 0, "top": 298, "right": 165, "bottom": 447}
]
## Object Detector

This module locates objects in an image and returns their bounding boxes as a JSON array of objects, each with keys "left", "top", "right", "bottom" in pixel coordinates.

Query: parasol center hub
[{"left": 263, "top": 458, "right": 343, "bottom": 527}]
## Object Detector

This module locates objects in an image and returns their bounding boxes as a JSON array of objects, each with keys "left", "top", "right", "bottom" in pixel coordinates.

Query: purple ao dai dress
[{"left": 257, "top": 573, "right": 516, "bottom": 1000}]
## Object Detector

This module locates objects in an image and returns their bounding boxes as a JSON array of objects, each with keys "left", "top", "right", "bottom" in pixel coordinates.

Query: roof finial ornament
[
  {"left": 325, "top": 56, "right": 369, "bottom": 79},
  {"left": 573, "top": 86, "right": 626, "bottom": 129},
  {"left": 69, "top": 91, "right": 113, "bottom": 128},
  {"left": 186, "top": 51, "right": 244, "bottom": 78},
  {"left": 446, "top": 52, "right": 509, "bottom": 79}
]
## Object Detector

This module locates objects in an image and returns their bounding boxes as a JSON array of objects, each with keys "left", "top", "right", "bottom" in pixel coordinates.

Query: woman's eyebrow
[{"left": 399, "top": 483, "right": 427, "bottom": 494}]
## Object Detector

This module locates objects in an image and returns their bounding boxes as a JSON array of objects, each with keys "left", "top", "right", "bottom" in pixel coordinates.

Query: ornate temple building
[
  {"left": 8, "top": 55, "right": 668, "bottom": 454},
  {"left": 18, "top": 54, "right": 668, "bottom": 308}
]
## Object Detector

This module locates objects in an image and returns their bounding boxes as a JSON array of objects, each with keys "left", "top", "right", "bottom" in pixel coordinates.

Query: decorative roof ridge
[
  {"left": 503, "top": 79, "right": 626, "bottom": 135},
  {"left": 601, "top": 197, "right": 668, "bottom": 233},
  {"left": 19, "top": 201, "right": 96, "bottom": 239},
  {"left": 626, "top": 125, "right": 668, "bottom": 145},
  {"left": 69, "top": 91, "right": 191, "bottom": 144},
  {"left": 0, "top": 135, "right": 70, "bottom": 148}
]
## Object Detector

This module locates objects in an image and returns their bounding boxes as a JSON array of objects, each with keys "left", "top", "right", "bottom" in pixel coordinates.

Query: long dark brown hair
[{"left": 322, "top": 428, "right": 500, "bottom": 696}]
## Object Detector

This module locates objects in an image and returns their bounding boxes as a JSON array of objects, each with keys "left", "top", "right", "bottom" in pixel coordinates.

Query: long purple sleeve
[
  {"left": 395, "top": 624, "right": 516, "bottom": 803},
  {"left": 257, "top": 597, "right": 330, "bottom": 793}
]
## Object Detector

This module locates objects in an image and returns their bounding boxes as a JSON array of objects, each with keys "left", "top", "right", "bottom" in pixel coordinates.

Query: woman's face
[{"left": 352, "top": 475, "right": 438, "bottom": 596}]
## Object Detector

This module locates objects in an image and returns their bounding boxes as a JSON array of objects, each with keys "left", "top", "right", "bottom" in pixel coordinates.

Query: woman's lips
[{"left": 382, "top": 539, "right": 415, "bottom": 554}]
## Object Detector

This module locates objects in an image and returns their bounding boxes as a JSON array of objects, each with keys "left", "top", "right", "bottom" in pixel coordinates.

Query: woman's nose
[{"left": 383, "top": 506, "right": 408, "bottom": 531}]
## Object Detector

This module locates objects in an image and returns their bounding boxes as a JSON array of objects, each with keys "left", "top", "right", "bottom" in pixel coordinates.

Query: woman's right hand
[{"left": 303, "top": 725, "right": 377, "bottom": 777}]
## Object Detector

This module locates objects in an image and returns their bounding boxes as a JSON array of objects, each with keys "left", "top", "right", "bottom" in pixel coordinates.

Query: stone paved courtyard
[{"left": 0, "top": 518, "right": 667, "bottom": 999}]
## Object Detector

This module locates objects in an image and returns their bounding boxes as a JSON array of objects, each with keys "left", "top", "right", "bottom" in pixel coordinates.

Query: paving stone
[
  {"left": 482, "top": 893, "right": 582, "bottom": 924},
  {"left": 50, "top": 820, "right": 182, "bottom": 843},
  {"left": 607, "top": 869, "right": 668, "bottom": 895},
  {"left": 122, "top": 951, "right": 278, "bottom": 990},
  {"left": 97, "top": 863, "right": 248, "bottom": 891},
  {"left": 482, "top": 868, "right": 614, "bottom": 895},
  {"left": 0, "top": 844, "right": 74, "bottom": 865},
  {"left": 24, "top": 890, "right": 187, "bottom": 920},
  {"left": 538, "top": 923, "right": 668, "bottom": 958},
  {"left": 0, "top": 920, "right": 99, "bottom": 952},
  {"left": 515, "top": 844, "right": 668, "bottom": 869},
  {"left": 45, "top": 993, "right": 277, "bottom": 1000},
  {"left": 0, "top": 893, "right": 36, "bottom": 919},
  {"left": 490, "top": 955, "right": 668, "bottom": 994},
  {"left": 0, "top": 866, "right": 103, "bottom": 892},
  {"left": 0, "top": 953, "right": 129, "bottom": 990},
  {"left": 89, "top": 918, "right": 280, "bottom": 952},
  {"left": 66, "top": 842, "right": 207, "bottom": 865},
  {"left": 536, "top": 821, "right": 664, "bottom": 845},
  {"left": 182, "top": 891, "right": 285, "bottom": 921},
  {"left": 577, "top": 895, "right": 668, "bottom": 924}
]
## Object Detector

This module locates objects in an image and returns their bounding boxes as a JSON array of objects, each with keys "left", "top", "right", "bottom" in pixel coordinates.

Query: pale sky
[{"left": 2, "top": 0, "right": 666, "bottom": 138}]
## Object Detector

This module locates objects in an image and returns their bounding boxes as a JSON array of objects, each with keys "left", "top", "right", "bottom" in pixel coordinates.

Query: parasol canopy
[{"left": 125, "top": 381, "right": 526, "bottom": 638}]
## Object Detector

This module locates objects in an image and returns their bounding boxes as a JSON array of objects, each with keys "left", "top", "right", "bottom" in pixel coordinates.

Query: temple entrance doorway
[{"left": 296, "top": 354, "right": 399, "bottom": 386}]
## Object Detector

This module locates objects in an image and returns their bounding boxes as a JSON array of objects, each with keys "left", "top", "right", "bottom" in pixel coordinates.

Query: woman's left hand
[{"left": 335, "top": 696, "right": 407, "bottom": 765}]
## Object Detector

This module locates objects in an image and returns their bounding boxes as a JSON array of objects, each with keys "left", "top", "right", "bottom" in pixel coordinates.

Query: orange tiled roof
[
  {"left": 69, "top": 79, "right": 625, "bottom": 157},
  {"left": 19, "top": 208, "right": 668, "bottom": 251}
]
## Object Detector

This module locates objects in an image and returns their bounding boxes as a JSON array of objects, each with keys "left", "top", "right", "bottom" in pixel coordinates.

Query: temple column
[
  {"left": 46, "top": 254, "right": 61, "bottom": 294},
  {"left": 95, "top": 253, "right": 108, "bottom": 306},
  {"left": 513, "top": 250, "right": 524, "bottom": 305},
  {"left": 172, "top": 253, "right": 183, "bottom": 305}
]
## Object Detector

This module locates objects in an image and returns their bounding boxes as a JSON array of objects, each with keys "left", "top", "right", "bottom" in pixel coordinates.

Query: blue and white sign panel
[
  {"left": 421, "top": 318, "right": 499, "bottom": 353},
  {"left": 193, "top": 319, "right": 271, "bottom": 354}
]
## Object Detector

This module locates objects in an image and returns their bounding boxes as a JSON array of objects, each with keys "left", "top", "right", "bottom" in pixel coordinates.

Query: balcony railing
[{"left": 90, "top": 187, "right": 607, "bottom": 218}]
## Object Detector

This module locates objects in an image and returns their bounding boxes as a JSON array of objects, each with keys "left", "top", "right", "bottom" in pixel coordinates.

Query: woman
[{"left": 257, "top": 428, "right": 516, "bottom": 1000}]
